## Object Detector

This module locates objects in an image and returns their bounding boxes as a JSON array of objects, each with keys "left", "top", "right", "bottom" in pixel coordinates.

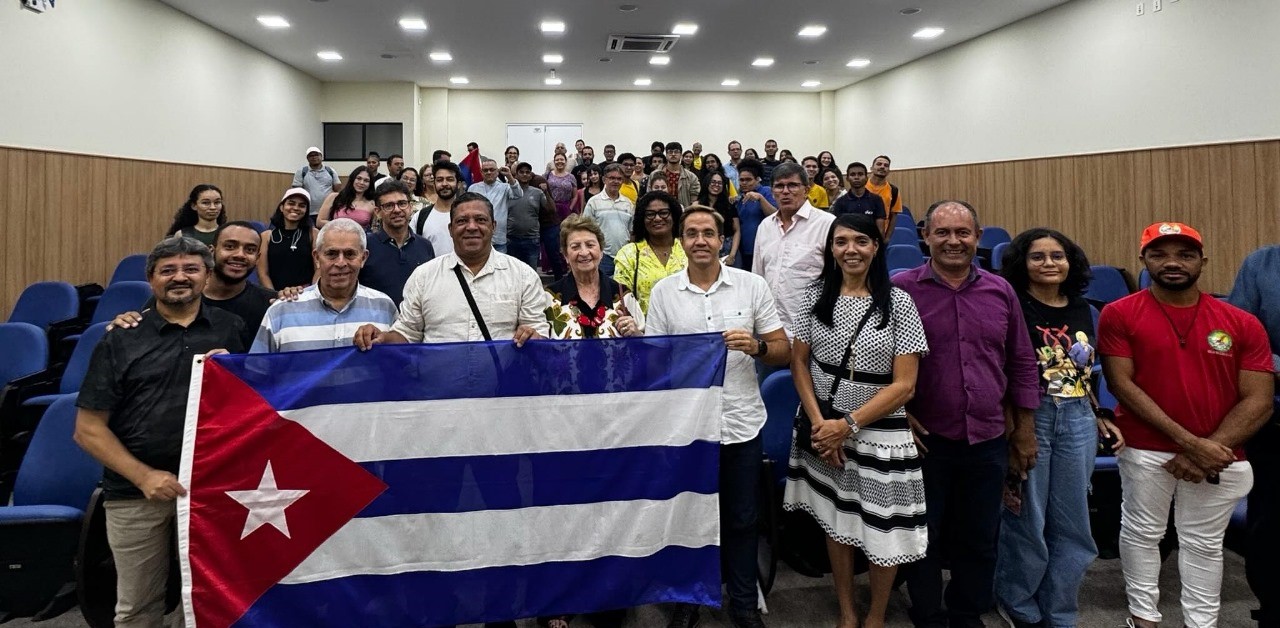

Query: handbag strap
[
  {"left": 826, "top": 305, "right": 878, "bottom": 402},
  {"left": 453, "top": 265, "right": 492, "bottom": 342}
]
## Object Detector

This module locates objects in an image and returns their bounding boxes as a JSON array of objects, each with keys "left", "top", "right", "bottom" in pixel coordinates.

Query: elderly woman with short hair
[{"left": 543, "top": 215, "right": 626, "bottom": 339}]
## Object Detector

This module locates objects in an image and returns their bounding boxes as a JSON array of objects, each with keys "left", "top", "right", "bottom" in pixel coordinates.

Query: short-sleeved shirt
[
  {"left": 1097, "top": 290, "right": 1274, "bottom": 455},
  {"left": 612, "top": 240, "right": 688, "bottom": 315},
  {"left": 251, "top": 284, "right": 397, "bottom": 353},
  {"left": 865, "top": 180, "right": 902, "bottom": 219},
  {"left": 393, "top": 251, "right": 551, "bottom": 343},
  {"left": 892, "top": 263, "right": 1041, "bottom": 444},
  {"left": 508, "top": 186, "right": 546, "bottom": 240},
  {"left": 735, "top": 186, "right": 776, "bottom": 255},
  {"left": 294, "top": 165, "right": 338, "bottom": 214},
  {"left": 467, "top": 180, "right": 524, "bottom": 247},
  {"left": 646, "top": 264, "right": 784, "bottom": 444},
  {"left": 177, "top": 227, "right": 217, "bottom": 248},
  {"left": 583, "top": 192, "right": 636, "bottom": 257},
  {"left": 77, "top": 305, "right": 245, "bottom": 500},
  {"left": 360, "top": 230, "right": 436, "bottom": 306},
  {"left": 411, "top": 205, "right": 454, "bottom": 256},
  {"left": 830, "top": 189, "right": 886, "bottom": 222},
  {"left": 807, "top": 184, "right": 829, "bottom": 209},
  {"left": 1018, "top": 294, "right": 1097, "bottom": 399},
  {"left": 752, "top": 202, "right": 836, "bottom": 335},
  {"left": 1229, "top": 245, "right": 1280, "bottom": 369},
  {"left": 202, "top": 285, "right": 275, "bottom": 349}
]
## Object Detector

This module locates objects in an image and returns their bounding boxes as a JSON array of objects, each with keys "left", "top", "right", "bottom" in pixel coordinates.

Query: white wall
[
  {"left": 421, "top": 89, "right": 825, "bottom": 164},
  {"left": 0, "top": 0, "right": 321, "bottom": 172},
  {"left": 832, "top": 0, "right": 1280, "bottom": 169},
  {"left": 320, "top": 82, "right": 420, "bottom": 173}
]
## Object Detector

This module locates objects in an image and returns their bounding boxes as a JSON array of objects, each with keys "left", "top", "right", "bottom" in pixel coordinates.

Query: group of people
[{"left": 80, "top": 137, "right": 1277, "bottom": 628}]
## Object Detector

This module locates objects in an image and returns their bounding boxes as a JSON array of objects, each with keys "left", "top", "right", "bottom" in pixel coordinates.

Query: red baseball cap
[{"left": 1140, "top": 222, "right": 1203, "bottom": 252}]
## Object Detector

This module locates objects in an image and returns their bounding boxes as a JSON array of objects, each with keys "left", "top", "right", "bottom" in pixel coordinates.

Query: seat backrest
[
  {"left": 894, "top": 212, "right": 916, "bottom": 231},
  {"left": 248, "top": 220, "right": 268, "bottom": 234},
  {"left": 759, "top": 370, "right": 801, "bottom": 485},
  {"left": 990, "top": 242, "right": 1010, "bottom": 271},
  {"left": 13, "top": 395, "right": 103, "bottom": 509},
  {"left": 8, "top": 281, "right": 79, "bottom": 329},
  {"left": 109, "top": 254, "right": 148, "bottom": 285},
  {"left": 1095, "top": 371, "right": 1117, "bottom": 412},
  {"left": 1138, "top": 268, "right": 1151, "bottom": 289},
  {"left": 0, "top": 322, "right": 48, "bottom": 385},
  {"left": 60, "top": 322, "right": 110, "bottom": 395},
  {"left": 1086, "top": 265, "right": 1130, "bottom": 304},
  {"left": 978, "top": 226, "right": 1012, "bottom": 249},
  {"left": 889, "top": 227, "right": 918, "bottom": 247},
  {"left": 899, "top": 205, "right": 912, "bottom": 220},
  {"left": 886, "top": 244, "right": 925, "bottom": 270},
  {"left": 91, "top": 281, "right": 152, "bottom": 325}
]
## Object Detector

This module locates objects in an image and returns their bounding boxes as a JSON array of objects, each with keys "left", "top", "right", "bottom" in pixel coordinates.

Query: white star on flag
[{"left": 226, "top": 461, "right": 310, "bottom": 540}]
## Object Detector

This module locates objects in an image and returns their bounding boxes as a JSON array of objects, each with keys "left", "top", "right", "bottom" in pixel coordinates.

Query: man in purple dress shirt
[{"left": 892, "top": 200, "right": 1041, "bottom": 628}]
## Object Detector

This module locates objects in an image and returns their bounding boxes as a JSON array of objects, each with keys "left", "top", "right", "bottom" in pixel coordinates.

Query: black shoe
[
  {"left": 729, "top": 608, "right": 767, "bottom": 628},
  {"left": 667, "top": 603, "right": 701, "bottom": 628}
]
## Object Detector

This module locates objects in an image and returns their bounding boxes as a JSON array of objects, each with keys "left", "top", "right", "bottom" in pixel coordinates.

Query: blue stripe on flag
[
  {"left": 211, "top": 334, "right": 727, "bottom": 411},
  {"left": 234, "top": 545, "right": 721, "bottom": 627},
  {"left": 356, "top": 441, "right": 719, "bottom": 517}
]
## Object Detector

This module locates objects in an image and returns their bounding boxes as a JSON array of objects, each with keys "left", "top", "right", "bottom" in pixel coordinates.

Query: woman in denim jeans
[{"left": 995, "top": 229, "right": 1126, "bottom": 627}]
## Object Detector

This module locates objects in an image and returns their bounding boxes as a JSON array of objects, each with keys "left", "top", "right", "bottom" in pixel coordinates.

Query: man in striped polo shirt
[{"left": 251, "top": 218, "right": 397, "bottom": 353}]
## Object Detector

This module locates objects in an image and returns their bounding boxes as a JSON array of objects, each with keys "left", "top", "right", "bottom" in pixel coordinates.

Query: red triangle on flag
[{"left": 185, "top": 360, "right": 387, "bottom": 628}]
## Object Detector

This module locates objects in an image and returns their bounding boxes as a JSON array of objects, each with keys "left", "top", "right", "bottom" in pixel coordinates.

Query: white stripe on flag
[
  {"left": 278, "top": 388, "right": 723, "bottom": 461},
  {"left": 279, "top": 492, "right": 720, "bottom": 584}
]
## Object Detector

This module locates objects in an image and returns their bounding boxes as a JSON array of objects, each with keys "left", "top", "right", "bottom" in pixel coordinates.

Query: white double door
[{"left": 505, "top": 124, "right": 583, "bottom": 171}]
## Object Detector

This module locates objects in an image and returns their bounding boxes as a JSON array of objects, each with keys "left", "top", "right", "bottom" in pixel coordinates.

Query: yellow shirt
[
  {"left": 807, "top": 184, "right": 829, "bottom": 209},
  {"left": 612, "top": 240, "right": 688, "bottom": 314},
  {"left": 620, "top": 181, "right": 638, "bottom": 202}
]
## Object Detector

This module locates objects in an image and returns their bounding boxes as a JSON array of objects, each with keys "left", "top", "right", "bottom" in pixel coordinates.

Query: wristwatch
[
  {"left": 844, "top": 413, "right": 861, "bottom": 435},
  {"left": 755, "top": 338, "right": 768, "bottom": 358}
]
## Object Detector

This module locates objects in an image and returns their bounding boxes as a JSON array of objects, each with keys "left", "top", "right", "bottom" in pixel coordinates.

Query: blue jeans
[
  {"left": 906, "top": 434, "right": 1008, "bottom": 628},
  {"left": 540, "top": 225, "right": 567, "bottom": 279},
  {"left": 995, "top": 397, "right": 1098, "bottom": 627},
  {"left": 720, "top": 434, "right": 762, "bottom": 612},
  {"left": 506, "top": 236, "right": 540, "bottom": 270}
]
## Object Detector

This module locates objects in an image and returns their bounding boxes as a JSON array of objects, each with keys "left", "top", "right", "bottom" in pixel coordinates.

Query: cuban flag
[{"left": 176, "top": 334, "right": 728, "bottom": 627}]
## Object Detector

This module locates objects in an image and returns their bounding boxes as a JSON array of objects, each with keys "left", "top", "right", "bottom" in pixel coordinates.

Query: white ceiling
[{"left": 158, "top": 0, "right": 1070, "bottom": 92}]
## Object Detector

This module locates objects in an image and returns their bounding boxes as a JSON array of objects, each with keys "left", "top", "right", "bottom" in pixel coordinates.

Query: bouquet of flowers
[{"left": 545, "top": 293, "right": 625, "bottom": 339}]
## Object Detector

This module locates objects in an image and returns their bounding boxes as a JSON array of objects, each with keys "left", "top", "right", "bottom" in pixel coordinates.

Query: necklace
[
  {"left": 1151, "top": 290, "right": 1202, "bottom": 348},
  {"left": 271, "top": 227, "right": 303, "bottom": 251}
]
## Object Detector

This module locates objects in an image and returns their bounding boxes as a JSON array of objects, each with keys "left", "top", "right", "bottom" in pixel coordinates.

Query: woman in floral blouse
[{"left": 544, "top": 215, "right": 626, "bottom": 339}]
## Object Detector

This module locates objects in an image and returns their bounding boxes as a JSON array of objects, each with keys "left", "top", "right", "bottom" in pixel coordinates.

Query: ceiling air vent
[{"left": 606, "top": 34, "right": 679, "bottom": 53}]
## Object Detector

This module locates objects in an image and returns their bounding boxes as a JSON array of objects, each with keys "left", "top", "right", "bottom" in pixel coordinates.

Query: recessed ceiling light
[
  {"left": 803, "top": 60, "right": 819, "bottom": 65},
  {"left": 599, "top": 57, "right": 612, "bottom": 63},
  {"left": 913, "top": 27, "right": 945, "bottom": 39},
  {"left": 256, "top": 15, "right": 290, "bottom": 29},
  {"left": 429, "top": 51, "right": 452, "bottom": 62},
  {"left": 316, "top": 51, "right": 342, "bottom": 61},
  {"left": 751, "top": 57, "right": 774, "bottom": 67},
  {"left": 801, "top": 80, "right": 821, "bottom": 88},
  {"left": 797, "top": 25, "right": 827, "bottom": 38},
  {"left": 398, "top": 18, "right": 427, "bottom": 31},
  {"left": 619, "top": 4, "right": 638, "bottom": 11},
  {"left": 671, "top": 22, "right": 698, "bottom": 36},
  {"left": 634, "top": 78, "right": 652, "bottom": 86},
  {"left": 542, "top": 53, "right": 563, "bottom": 64},
  {"left": 649, "top": 55, "right": 670, "bottom": 66},
  {"left": 450, "top": 76, "right": 469, "bottom": 85},
  {"left": 721, "top": 78, "right": 740, "bottom": 86},
  {"left": 900, "top": 7, "right": 921, "bottom": 15},
  {"left": 545, "top": 77, "right": 562, "bottom": 86},
  {"left": 846, "top": 58, "right": 871, "bottom": 68},
  {"left": 540, "top": 20, "right": 565, "bottom": 33}
]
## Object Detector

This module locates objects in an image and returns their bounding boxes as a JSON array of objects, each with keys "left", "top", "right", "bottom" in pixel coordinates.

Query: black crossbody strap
[
  {"left": 453, "top": 265, "right": 492, "bottom": 342},
  {"left": 826, "top": 305, "right": 878, "bottom": 402}
]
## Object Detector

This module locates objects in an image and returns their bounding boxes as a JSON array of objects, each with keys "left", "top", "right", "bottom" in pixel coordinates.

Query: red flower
[{"left": 577, "top": 314, "right": 592, "bottom": 326}]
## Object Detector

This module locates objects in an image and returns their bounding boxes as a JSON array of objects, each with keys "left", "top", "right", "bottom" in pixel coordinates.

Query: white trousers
[{"left": 1117, "top": 447, "right": 1252, "bottom": 628}]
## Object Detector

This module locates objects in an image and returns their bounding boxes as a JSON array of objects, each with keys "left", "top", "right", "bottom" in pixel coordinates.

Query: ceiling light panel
[
  {"left": 545, "top": 78, "right": 562, "bottom": 86},
  {"left": 542, "top": 54, "right": 563, "bottom": 64},
  {"left": 450, "top": 76, "right": 469, "bottom": 84},
  {"left": 649, "top": 55, "right": 670, "bottom": 66},
  {"left": 801, "top": 80, "right": 821, "bottom": 88},
  {"left": 721, "top": 79, "right": 740, "bottom": 86},
  {"left": 634, "top": 78, "right": 652, "bottom": 86},
  {"left": 398, "top": 18, "right": 427, "bottom": 31},
  {"left": 316, "top": 51, "right": 342, "bottom": 61},
  {"left": 913, "top": 27, "right": 945, "bottom": 39},
  {"left": 797, "top": 25, "right": 827, "bottom": 38},
  {"left": 671, "top": 23, "right": 698, "bottom": 36},
  {"left": 540, "top": 20, "right": 566, "bottom": 33},
  {"left": 256, "top": 15, "right": 290, "bottom": 29},
  {"left": 429, "top": 52, "right": 452, "bottom": 62},
  {"left": 846, "top": 58, "right": 871, "bottom": 68},
  {"left": 751, "top": 57, "right": 774, "bottom": 67}
]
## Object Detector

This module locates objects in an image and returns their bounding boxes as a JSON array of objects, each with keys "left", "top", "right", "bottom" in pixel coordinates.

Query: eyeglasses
[
  {"left": 773, "top": 182, "right": 804, "bottom": 192},
  {"left": 709, "top": 180, "right": 724, "bottom": 187},
  {"left": 682, "top": 229, "right": 721, "bottom": 240},
  {"left": 645, "top": 210, "right": 672, "bottom": 221},
  {"left": 379, "top": 200, "right": 411, "bottom": 211},
  {"left": 1027, "top": 252, "right": 1068, "bottom": 264}
]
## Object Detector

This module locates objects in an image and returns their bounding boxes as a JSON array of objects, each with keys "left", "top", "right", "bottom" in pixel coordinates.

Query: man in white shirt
[
  {"left": 412, "top": 161, "right": 463, "bottom": 255},
  {"left": 467, "top": 158, "right": 523, "bottom": 254},
  {"left": 623, "top": 207, "right": 789, "bottom": 628},
  {"left": 354, "top": 192, "right": 549, "bottom": 348},
  {"left": 752, "top": 161, "right": 835, "bottom": 337},
  {"left": 582, "top": 163, "right": 635, "bottom": 276}
]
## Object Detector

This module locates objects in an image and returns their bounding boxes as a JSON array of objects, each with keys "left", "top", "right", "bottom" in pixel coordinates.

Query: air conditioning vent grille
[{"left": 607, "top": 34, "right": 679, "bottom": 53}]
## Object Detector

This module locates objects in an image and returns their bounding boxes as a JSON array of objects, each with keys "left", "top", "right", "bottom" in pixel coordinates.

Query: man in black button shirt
[
  {"left": 75, "top": 236, "right": 243, "bottom": 627},
  {"left": 360, "top": 181, "right": 435, "bottom": 305},
  {"left": 830, "top": 161, "right": 887, "bottom": 235}
]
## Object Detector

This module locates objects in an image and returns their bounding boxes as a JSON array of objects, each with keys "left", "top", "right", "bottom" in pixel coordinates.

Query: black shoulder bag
[
  {"left": 453, "top": 265, "right": 492, "bottom": 342},
  {"left": 794, "top": 305, "right": 877, "bottom": 454}
]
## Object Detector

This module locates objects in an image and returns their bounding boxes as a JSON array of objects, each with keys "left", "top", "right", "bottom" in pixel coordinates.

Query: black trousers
[
  {"left": 1246, "top": 411, "right": 1280, "bottom": 627},
  {"left": 906, "top": 434, "right": 1008, "bottom": 628}
]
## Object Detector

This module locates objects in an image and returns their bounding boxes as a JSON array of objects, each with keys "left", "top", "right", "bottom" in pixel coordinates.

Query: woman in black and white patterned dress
[{"left": 783, "top": 213, "right": 929, "bottom": 628}]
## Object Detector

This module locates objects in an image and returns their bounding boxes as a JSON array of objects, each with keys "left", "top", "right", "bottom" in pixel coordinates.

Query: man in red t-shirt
[{"left": 1099, "top": 222, "right": 1275, "bottom": 628}]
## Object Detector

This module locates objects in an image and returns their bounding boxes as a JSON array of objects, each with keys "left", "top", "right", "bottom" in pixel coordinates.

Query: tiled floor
[{"left": 12, "top": 551, "right": 1256, "bottom": 627}]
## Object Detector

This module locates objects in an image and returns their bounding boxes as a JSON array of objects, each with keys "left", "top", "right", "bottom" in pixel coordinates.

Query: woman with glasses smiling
[
  {"left": 612, "top": 191, "right": 687, "bottom": 315},
  {"left": 697, "top": 171, "right": 740, "bottom": 266},
  {"left": 166, "top": 184, "right": 226, "bottom": 247}
]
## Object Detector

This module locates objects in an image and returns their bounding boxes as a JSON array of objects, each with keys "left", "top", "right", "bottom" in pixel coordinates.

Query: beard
[
  {"left": 1151, "top": 270, "right": 1199, "bottom": 291},
  {"left": 437, "top": 186, "right": 456, "bottom": 200},
  {"left": 158, "top": 281, "right": 200, "bottom": 306},
  {"left": 213, "top": 263, "right": 248, "bottom": 286}
]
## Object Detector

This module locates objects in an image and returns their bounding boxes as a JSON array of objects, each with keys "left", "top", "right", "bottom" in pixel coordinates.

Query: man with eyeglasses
[
  {"left": 751, "top": 161, "right": 834, "bottom": 339},
  {"left": 662, "top": 141, "right": 701, "bottom": 208},
  {"left": 467, "top": 157, "right": 523, "bottom": 254},
  {"left": 623, "top": 206, "right": 789, "bottom": 628},
  {"left": 251, "top": 218, "right": 397, "bottom": 353},
  {"left": 583, "top": 163, "right": 636, "bottom": 276},
  {"left": 360, "top": 181, "right": 436, "bottom": 306}
]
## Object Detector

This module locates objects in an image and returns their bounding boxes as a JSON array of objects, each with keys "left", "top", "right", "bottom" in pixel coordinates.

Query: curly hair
[
  {"left": 1000, "top": 227, "right": 1093, "bottom": 297},
  {"left": 631, "top": 191, "right": 682, "bottom": 243}
]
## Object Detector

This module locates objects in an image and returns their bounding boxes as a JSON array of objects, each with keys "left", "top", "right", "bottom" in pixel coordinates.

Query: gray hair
[
  {"left": 922, "top": 200, "right": 980, "bottom": 230},
  {"left": 480, "top": 157, "right": 496, "bottom": 166},
  {"left": 315, "top": 218, "right": 367, "bottom": 252},
  {"left": 146, "top": 235, "right": 214, "bottom": 277},
  {"left": 771, "top": 161, "right": 809, "bottom": 188}
]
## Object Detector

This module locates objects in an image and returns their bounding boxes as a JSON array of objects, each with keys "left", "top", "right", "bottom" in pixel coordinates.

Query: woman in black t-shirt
[{"left": 994, "top": 228, "right": 1126, "bottom": 627}]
